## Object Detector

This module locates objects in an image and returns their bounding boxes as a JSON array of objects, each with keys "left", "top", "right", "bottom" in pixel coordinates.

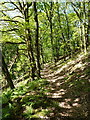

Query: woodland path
[{"left": 41, "top": 52, "right": 90, "bottom": 120}]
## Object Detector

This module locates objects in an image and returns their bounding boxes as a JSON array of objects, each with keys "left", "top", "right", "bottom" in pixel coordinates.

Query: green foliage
[
  {"left": 2, "top": 79, "right": 51, "bottom": 119},
  {"left": 2, "top": 90, "right": 12, "bottom": 104},
  {"left": 23, "top": 104, "right": 34, "bottom": 119},
  {"left": 2, "top": 89, "right": 15, "bottom": 120},
  {"left": 1, "top": 1, "right": 90, "bottom": 119}
]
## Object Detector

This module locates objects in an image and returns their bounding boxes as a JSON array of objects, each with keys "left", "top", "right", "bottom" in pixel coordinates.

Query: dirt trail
[{"left": 41, "top": 53, "right": 90, "bottom": 120}]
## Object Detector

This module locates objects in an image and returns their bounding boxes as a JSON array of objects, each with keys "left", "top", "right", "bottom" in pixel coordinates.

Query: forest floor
[
  {"left": 2, "top": 50, "right": 90, "bottom": 120},
  {"left": 40, "top": 51, "right": 90, "bottom": 120}
]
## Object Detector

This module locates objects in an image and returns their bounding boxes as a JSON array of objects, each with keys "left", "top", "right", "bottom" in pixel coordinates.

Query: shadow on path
[{"left": 41, "top": 52, "right": 90, "bottom": 120}]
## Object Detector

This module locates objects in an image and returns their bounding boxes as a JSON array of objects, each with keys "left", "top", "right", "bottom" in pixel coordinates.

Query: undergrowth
[{"left": 2, "top": 79, "right": 52, "bottom": 120}]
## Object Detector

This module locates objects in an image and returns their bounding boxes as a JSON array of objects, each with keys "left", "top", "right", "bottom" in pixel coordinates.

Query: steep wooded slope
[
  {"left": 41, "top": 51, "right": 90, "bottom": 120},
  {"left": 2, "top": 50, "right": 90, "bottom": 120}
]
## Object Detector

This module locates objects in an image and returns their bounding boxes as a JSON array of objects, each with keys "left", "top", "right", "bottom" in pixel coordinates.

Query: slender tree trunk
[
  {"left": 82, "top": 24, "right": 87, "bottom": 54},
  {"left": 83, "top": 2, "right": 87, "bottom": 54},
  {"left": 57, "top": 5, "right": 66, "bottom": 61},
  {"left": 33, "top": 2, "right": 41, "bottom": 78},
  {"left": 55, "top": 40, "right": 60, "bottom": 62},
  {"left": 50, "top": 18, "right": 55, "bottom": 61},
  {"left": 49, "top": 2, "right": 56, "bottom": 62},
  {"left": 87, "top": 2, "right": 90, "bottom": 48},
  {"left": 2, "top": 55, "right": 15, "bottom": 89},
  {"left": 64, "top": 9, "right": 70, "bottom": 40},
  {"left": 27, "top": 28, "right": 37, "bottom": 80},
  {"left": 64, "top": 9, "right": 71, "bottom": 57},
  {"left": 72, "top": 2, "right": 87, "bottom": 54},
  {"left": 79, "top": 23, "right": 83, "bottom": 52},
  {"left": 25, "top": 2, "right": 36, "bottom": 80},
  {"left": 44, "top": 2, "right": 55, "bottom": 62},
  {"left": 87, "top": 4, "right": 90, "bottom": 118},
  {"left": 40, "top": 43, "right": 45, "bottom": 64}
]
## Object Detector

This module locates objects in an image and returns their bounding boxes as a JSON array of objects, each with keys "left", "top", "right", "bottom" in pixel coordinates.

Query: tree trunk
[
  {"left": 79, "top": 23, "right": 83, "bottom": 52},
  {"left": 49, "top": 2, "right": 55, "bottom": 62},
  {"left": 40, "top": 43, "right": 45, "bottom": 65},
  {"left": 57, "top": 4, "right": 66, "bottom": 61},
  {"left": 64, "top": 8, "right": 71, "bottom": 56},
  {"left": 86, "top": 2, "right": 90, "bottom": 48},
  {"left": 82, "top": 24, "right": 87, "bottom": 54},
  {"left": 2, "top": 55, "right": 15, "bottom": 89},
  {"left": 33, "top": 2, "right": 41, "bottom": 78},
  {"left": 25, "top": 2, "right": 36, "bottom": 80},
  {"left": 83, "top": 2, "right": 87, "bottom": 54},
  {"left": 44, "top": 2, "right": 55, "bottom": 62},
  {"left": 27, "top": 28, "right": 37, "bottom": 80}
]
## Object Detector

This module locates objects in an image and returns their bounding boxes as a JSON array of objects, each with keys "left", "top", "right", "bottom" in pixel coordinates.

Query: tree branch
[
  {"left": 9, "top": 0, "right": 23, "bottom": 14},
  {"left": 5, "top": 42, "right": 26, "bottom": 44},
  {"left": 0, "top": 28, "right": 19, "bottom": 32},
  {"left": 0, "top": 19, "right": 19, "bottom": 23},
  {"left": 12, "top": 15, "right": 24, "bottom": 19}
]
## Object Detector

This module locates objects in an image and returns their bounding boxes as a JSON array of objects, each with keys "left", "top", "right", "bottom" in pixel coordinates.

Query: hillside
[
  {"left": 41, "top": 51, "right": 90, "bottom": 120},
  {"left": 1, "top": 1, "right": 90, "bottom": 120},
  {"left": 2, "top": 50, "right": 90, "bottom": 120}
]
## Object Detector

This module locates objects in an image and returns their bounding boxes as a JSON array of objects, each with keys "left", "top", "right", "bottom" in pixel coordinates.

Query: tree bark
[
  {"left": 86, "top": 2, "right": 90, "bottom": 48},
  {"left": 49, "top": 2, "right": 55, "bottom": 61},
  {"left": 2, "top": 55, "right": 15, "bottom": 89},
  {"left": 57, "top": 4, "right": 66, "bottom": 61},
  {"left": 33, "top": 2, "right": 41, "bottom": 78},
  {"left": 44, "top": 2, "right": 55, "bottom": 61},
  {"left": 25, "top": 2, "right": 36, "bottom": 80}
]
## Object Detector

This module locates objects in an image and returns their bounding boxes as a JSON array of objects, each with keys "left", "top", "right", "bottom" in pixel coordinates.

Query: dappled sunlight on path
[{"left": 41, "top": 52, "right": 90, "bottom": 119}]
